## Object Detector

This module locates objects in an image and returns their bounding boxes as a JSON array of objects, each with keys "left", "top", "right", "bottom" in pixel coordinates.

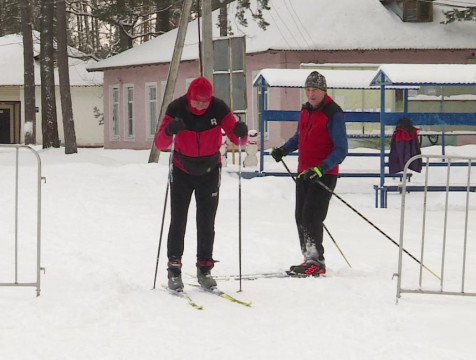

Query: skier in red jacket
[
  {"left": 155, "top": 77, "right": 248, "bottom": 291},
  {"left": 271, "top": 71, "right": 348, "bottom": 276}
]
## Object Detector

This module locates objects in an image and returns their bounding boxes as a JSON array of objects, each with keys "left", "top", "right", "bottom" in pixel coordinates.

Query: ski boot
[
  {"left": 288, "top": 259, "right": 326, "bottom": 277},
  {"left": 167, "top": 258, "right": 184, "bottom": 291},
  {"left": 197, "top": 260, "right": 217, "bottom": 290}
]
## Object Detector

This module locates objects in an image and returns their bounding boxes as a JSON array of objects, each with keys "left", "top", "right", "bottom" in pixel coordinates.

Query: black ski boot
[
  {"left": 197, "top": 260, "right": 217, "bottom": 290},
  {"left": 288, "top": 259, "right": 326, "bottom": 277},
  {"left": 167, "top": 258, "right": 184, "bottom": 291}
]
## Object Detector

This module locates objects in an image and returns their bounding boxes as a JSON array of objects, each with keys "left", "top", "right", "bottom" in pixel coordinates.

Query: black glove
[
  {"left": 299, "top": 165, "right": 327, "bottom": 183},
  {"left": 165, "top": 117, "right": 186, "bottom": 136},
  {"left": 270, "top": 147, "right": 286, "bottom": 162},
  {"left": 232, "top": 121, "right": 248, "bottom": 138}
]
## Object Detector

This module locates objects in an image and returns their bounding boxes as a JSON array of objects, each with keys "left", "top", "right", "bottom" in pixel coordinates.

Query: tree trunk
[
  {"left": 212, "top": 0, "right": 228, "bottom": 36},
  {"left": 156, "top": 0, "right": 171, "bottom": 34},
  {"left": 40, "top": 0, "right": 59, "bottom": 148},
  {"left": 56, "top": 0, "right": 77, "bottom": 154},
  {"left": 20, "top": 0, "right": 36, "bottom": 145},
  {"left": 76, "top": 6, "right": 83, "bottom": 51},
  {"left": 117, "top": 0, "right": 133, "bottom": 52},
  {"left": 92, "top": 0, "right": 100, "bottom": 56},
  {"left": 0, "top": 0, "right": 4, "bottom": 37},
  {"left": 219, "top": 0, "right": 228, "bottom": 36},
  {"left": 81, "top": 0, "right": 91, "bottom": 52}
]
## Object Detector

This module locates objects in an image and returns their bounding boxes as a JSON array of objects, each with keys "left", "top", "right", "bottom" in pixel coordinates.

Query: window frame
[
  {"left": 109, "top": 84, "right": 120, "bottom": 141},
  {"left": 123, "top": 83, "right": 135, "bottom": 140},
  {"left": 145, "top": 82, "right": 158, "bottom": 140}
]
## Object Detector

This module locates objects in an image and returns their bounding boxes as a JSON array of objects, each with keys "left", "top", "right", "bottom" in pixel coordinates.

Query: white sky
[{"left": 0, "top": 144, "right": 475, "bottom": 359}]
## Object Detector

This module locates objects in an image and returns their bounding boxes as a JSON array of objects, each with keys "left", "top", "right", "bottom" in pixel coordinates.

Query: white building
[{"left": 0, "top": 33, "right": 104, "bottom": 147}]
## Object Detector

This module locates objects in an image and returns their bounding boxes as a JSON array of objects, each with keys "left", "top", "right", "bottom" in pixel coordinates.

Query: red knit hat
[{"left": 187, "top": 77, "right": 213, "bottom": 102}]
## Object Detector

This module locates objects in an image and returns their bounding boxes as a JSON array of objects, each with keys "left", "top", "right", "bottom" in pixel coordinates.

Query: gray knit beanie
[{"left": 305, "top": 71, "right": 327, "bottom": 92}]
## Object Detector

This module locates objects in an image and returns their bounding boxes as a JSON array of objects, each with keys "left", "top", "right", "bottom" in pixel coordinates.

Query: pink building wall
[{"left": 101, "top": 48, "right": 476, "bottom": 150}]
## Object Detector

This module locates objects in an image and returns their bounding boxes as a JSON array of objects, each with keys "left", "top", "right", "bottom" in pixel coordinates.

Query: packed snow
[{"left": 0, "top": 144, "right": 475, "bottom": 359}]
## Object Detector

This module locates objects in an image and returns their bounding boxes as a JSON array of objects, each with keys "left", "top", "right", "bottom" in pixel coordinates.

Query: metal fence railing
[
  {"left": 0, "top": 145, "right": 44, "bottom": 296},
  {"left": 395, "top": 154, "right": 476, "bottom": 301}
]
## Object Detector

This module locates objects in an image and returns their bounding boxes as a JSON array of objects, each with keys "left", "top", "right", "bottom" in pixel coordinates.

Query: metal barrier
[
  {"left": 0, "top": 145, "right": 44, "bottom": 296},
  {"left": 395, "top": 154, "right": 476, "bottom": 301}
]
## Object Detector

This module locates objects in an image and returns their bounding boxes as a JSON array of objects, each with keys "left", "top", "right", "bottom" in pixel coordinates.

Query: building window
[
  {"left": 124, "top": 85, "right": 134, "bottom": 139},
  {"left": 146, "top": 83, "right": 158, "bottom": 138},
  {"left": 110, "top": 85, "right": 120, "bottom": 140}
]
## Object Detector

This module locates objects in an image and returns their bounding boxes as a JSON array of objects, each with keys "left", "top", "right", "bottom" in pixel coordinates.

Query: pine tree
[
  {"left": 39, "top": 0, "right": 59, "bottom": 148},
  {"left": 441, "top": 5, "right": 476, "bottom": 24},
  {"left": 20, "top": 0, "right": 36, "bottom": 145},
  {"left": 56, "top": 0, "right": 77, "bottom": 154}
]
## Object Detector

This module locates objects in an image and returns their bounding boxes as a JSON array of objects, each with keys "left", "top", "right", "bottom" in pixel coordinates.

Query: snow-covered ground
[{"left": 0, "top": 145, "right": 475, "bottom": 360}]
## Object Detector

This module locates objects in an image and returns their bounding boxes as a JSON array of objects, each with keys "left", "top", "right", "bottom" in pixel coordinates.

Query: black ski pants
[
  {"left": 295, "top": 174, "right": 337, "bottom": 262},
  {"left": 167, "top": 164, "right": 221, "bottom": 262}
]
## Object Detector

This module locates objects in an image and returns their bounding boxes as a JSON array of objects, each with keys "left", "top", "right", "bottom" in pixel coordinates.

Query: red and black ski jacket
[
  {"left": 155, "top": 95, "right": 245, "bottom": 175},
  {"left": 282, "top": 95, "right": 348, "bottom": 175}
]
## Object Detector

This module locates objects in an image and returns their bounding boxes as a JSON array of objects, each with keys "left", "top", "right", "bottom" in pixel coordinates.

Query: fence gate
[
  {"left": 0, "top": 145, "right": 44, "bottom": 296},
  {"left": 395, "top": 154, "right": 476, "bottom": 302}
]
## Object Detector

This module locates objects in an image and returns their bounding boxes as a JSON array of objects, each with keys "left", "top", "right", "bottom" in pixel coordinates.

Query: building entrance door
[{"left": 0, "top": 108, "right": 11, "bottom": 143}]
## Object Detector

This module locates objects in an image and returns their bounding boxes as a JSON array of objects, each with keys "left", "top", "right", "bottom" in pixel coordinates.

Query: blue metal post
[
  {"left": 442, "top": 129, "right": 446, "bottom": 158},
  {"left": 403, "top": 89, "right": 408, "bottom": 113},
  {"left": 379, "top": 74, "right": 386, "bottom": 208},
  {"left": 259, "top": 86, "right": 266, "bottom": 174}
]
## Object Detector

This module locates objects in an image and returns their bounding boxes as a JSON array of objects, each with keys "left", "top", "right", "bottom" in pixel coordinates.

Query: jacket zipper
[
  {"left": 304, "top": 110, "right": 313, "bottom": 142},
  {"left": 197, "top": 133, "right": 201, "bottom": 156}
]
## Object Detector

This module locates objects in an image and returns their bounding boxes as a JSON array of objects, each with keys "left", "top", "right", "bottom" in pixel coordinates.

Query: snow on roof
[
  {"left": 0, "top": 33, "right": 103, "bottom": 86},
  {"left": 88, "top": 0, "right": 476, "bottom": 72},
  {"left": 252, "top": 68, "right": 417, "bottom": 89},
  {"left": 370, "top": 64, "right": 476, "bottom": 86}
]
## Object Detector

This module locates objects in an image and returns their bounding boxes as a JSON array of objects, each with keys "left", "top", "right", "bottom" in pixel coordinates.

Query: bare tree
[
  {"left": 0, "top": 0, "right": 22, "bottom": 36},
  {"left": 156, "top": 0, "right": 172, "bottom": 34},
  {"left": 0, "top": 0, "right": 4, "bottom": 37},
  {"left": 20, "top": 0, "right": 36, "bottom": 145},
  {"left": 39, "top": 0, "right": 59, "bottom": 148},
  {"left": 56, "top": 0, "right": 77, "bottom": 154}
]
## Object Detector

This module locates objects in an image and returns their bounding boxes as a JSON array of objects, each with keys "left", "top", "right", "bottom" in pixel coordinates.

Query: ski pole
[
  {"left": 280, "top": 159, "right": 351, "bottom": 268},
  {"left": 323, "top": 224, "right": 352, "bottom": 268},
  {"left": 312, "top": 177, "right": 440, "bottom": 280},
  {"left": 238, "top": 137, "right": 243, "bottom": 292},
  {"left": 153, "top": 135, "right": 176, "bottom": 289}
]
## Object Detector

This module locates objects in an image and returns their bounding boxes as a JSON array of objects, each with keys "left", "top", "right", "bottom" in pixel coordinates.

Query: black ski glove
[
  {"left": 165, "top": 117, "right": 186, "bottom": 136},
  {"left": 270, "top": 147, "right": 286, "bottom": 162},
  {"left": 298, "top": 164, "right": 328, "bottom": 183},
  {"left": 232, "top": 121, "right": 248, "bottom": 138}
]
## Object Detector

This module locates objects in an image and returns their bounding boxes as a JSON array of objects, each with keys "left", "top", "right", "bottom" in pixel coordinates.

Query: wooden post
[{"left": 148, "top": 0, "right": 194, "bottom": 163}]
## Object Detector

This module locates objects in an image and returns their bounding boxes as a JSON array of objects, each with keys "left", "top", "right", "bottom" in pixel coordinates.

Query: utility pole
[
  {"left": 201, "top": 0, "right": 213, "bottom": 81},
  {"left": 148, "top": 0, "right": 194, "bottom": 163}
]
